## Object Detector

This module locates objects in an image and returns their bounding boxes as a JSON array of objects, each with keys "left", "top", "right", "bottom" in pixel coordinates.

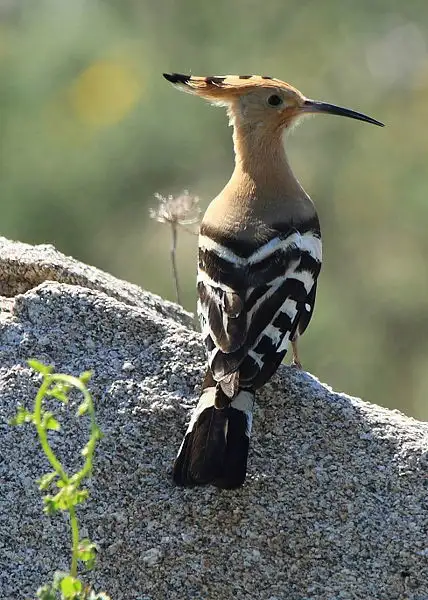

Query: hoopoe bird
[{"left": 163, "top": 72, "right": 383, "bottom": 489}]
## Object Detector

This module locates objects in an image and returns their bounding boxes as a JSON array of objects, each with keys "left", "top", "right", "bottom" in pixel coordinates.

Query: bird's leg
[{"left": 291, "top": 336, "right": 303, "bottom": 369}]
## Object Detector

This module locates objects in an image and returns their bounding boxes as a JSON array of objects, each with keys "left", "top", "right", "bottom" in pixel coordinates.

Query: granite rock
[{"left": 0, "top": 237, "right": 427, "bottom": 600}]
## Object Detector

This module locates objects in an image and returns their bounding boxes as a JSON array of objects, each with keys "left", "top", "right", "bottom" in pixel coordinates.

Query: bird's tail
[{"left": 172, "top": 385, "right": 255, "bottom": 489}]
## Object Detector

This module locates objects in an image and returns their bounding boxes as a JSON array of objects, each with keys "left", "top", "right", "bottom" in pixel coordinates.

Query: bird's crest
[
  {"left": 163, "top": 73, "right": 384, "bottom": 128},
  {"left": 163, "top": 73, "right": 300, "bottom": 101}
]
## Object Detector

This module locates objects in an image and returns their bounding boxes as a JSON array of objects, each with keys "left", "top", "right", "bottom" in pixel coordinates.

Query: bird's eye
[{"left": 267, "top": 94, "right": 283, "bottom": 107}]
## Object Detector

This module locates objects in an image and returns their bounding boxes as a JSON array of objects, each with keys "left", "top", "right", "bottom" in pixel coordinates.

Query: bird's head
[{"left": 163, "top": 73, "right": 384, "bottom": 132}]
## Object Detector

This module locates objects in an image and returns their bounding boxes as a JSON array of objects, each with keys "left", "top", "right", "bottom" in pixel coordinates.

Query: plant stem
[
  {"left": 31, "top": 368, "right": 102, "bottom": 581},
  {"left": 49, "top": 374, "right": 100, "bottom": 489},
  {"left": 69, "top": 506, "right": 79, "bottom": 577},
  {"left": 33, "top": 377, "right": 68, "bottom": 482},
  {"left": 170, "top": 222, "right": 181, "bottom": 305},
  {"left": 33, "top": 374, "right": 82, "bottom": 577}
]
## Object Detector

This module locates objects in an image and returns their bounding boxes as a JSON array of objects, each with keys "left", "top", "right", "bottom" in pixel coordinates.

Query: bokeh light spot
[{"left": 69, "top": 60, "right": 141, "bottom": 128}]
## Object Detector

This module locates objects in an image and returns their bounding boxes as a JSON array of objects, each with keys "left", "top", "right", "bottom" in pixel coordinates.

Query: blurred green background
[{"left": 1, "top": 0, "right": 428, "bottom": 419}]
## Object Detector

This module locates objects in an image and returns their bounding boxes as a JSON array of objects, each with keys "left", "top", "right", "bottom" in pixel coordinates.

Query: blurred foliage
[{"left": 1, "top": 0, "right": 428, "bottom": 419}]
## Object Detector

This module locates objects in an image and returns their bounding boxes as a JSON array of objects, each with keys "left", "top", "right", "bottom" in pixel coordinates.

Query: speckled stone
[{"left": 0, "top": 238, "right": 427, "bottom": 600}]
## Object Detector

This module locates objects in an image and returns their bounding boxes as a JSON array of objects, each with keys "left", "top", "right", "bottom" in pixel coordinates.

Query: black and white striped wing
[{"left": 197, "top": 225, "right": 322, "bottom": 390}]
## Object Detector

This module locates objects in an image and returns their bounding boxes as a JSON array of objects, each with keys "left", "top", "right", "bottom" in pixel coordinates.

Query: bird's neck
[
  {"left": 201, "top": 118, "right": 313, "bottom": 236},
  {"left": 231, "top": 121, "right": 299, "bottom": 193}
]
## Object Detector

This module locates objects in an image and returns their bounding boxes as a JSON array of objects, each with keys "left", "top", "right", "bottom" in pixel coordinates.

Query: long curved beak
[{"left": 303, "top": 99, "right": 384, "bottom": 127}]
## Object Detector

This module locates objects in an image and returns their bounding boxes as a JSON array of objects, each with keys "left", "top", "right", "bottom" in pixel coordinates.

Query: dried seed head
[{"left": 149, "top": 190, "right": 201, "bottom": 226}]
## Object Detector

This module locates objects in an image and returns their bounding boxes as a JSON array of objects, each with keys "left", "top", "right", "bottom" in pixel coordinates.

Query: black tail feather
[
  {"left": 173, "top": 387, "right": 254, "bottom": 489},
  {"left": 213, "top": 408, "right": 250, "bottom": 489},
  {"left": 189, "top": 405, "right": 228, "bottom": 483}
]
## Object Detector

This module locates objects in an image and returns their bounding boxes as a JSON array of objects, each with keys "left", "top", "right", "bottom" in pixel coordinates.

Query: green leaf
[
  {"left": 81, "top": 442, "right": 90, "bottom": 457},
  {"left": 53, "top": 570, "right": 70, "bottom": 588},
  {"left": 45, "top": 486, "right": 89, "bottom": 512},
  {"left": 28, "top": 359, "right": 53, "bottom": 375},
  {"left": 48, "top": 388, "right": 69, "bottom": 403},
  {"left": 9, "top": 405, "right": 34, "bottom": 426},
  {"left": 43, "top": 495, "right": 60, "bottom": 515},
  {"left": 78, "top": 538, "right": 98, "bottom": 570},
  {"left": 42, "top": 412, "right": 61, "bottom": 431},
  {"left": 60, "top": 575, "right": 82, "bottom": 598},
  {"left": 79, "top": 371, "right": 93, "bottom": 385},
  {"left": 46, "top": 380, "right": 72, "bottom": 402},
  {"left": 53, "top": 374, "right": 84, "bottom": 390},
  {"left": 77, "top": 400, "right": 89, "bottom": 416},
  {"left": 38, "top": 471, "right": 58, "bottom": 491},
  {"left": 68, "top": 473, "right": 79, "bottom": 485},
  {"left": 73, "top": 489, "right": 89, "bottom": 506}
]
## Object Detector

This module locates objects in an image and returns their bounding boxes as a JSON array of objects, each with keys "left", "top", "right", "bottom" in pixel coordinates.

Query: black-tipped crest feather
[{"left": 163, "top": 72, "right": 190, "bottom": 84}]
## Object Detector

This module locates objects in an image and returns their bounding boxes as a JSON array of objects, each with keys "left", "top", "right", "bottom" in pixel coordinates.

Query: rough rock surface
[{"left": 0, "top": 237, "right": 427, "bottom": 600}]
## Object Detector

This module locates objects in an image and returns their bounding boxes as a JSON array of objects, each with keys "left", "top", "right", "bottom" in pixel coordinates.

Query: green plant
[{"left": 11, "top": 360, "right": 109, "bottom": 600}]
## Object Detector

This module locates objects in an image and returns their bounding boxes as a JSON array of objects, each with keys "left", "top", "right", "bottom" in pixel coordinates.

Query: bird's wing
[
  {"left": 197, "top": 223, "right": 322, "bottom": 390},
  {"left": 297, "top": 279, "right": 317, "bottom": 337}
]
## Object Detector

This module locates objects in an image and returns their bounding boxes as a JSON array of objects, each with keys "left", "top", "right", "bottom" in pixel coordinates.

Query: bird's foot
[{"left": 291, "top": 338, "right": 303, "bottom": 370}]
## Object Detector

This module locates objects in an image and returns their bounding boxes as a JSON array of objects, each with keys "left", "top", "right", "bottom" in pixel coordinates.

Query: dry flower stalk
[{"left": 149, "top": 190, "right": 201, "bottom": 305}]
